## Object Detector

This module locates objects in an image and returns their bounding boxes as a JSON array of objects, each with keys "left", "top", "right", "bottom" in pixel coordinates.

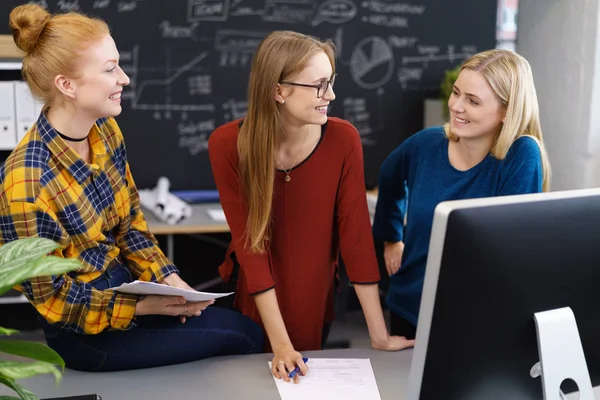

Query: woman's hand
[
  {"left": 158, "top": 274, "right": 212, "bottom": 323},
  {"left": 372, "top": 334, "right": 415, "bottom": 351},
  {"left": 162, "top": 273, "right": 195, "bottom": 290},
  {"left": 271, "top": 346, "right": 308, "bottom": 384},
  {"left": 134, "top": 295, "right": 214, "bottom": 323},
  {"left": 383, "top": 241, "right": 404, "bottom": 276}
]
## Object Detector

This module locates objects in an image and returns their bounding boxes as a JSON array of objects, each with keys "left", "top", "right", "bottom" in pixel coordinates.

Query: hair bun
[{"left": 9, "top": 4, "right": 51, "bottom": 54}]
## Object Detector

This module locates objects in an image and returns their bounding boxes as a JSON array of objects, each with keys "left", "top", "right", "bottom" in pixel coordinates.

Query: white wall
[{"left": 517, "top": 0, "right": 600, "bottom": 190}]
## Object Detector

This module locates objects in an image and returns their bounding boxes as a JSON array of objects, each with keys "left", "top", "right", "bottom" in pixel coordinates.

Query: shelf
[
  {"left": 0, "top": 62, "right": 22, "bottom": 70},
  {"left": 0, "top": 35, "right": 23, "bottom": 60},
  {"left": 0, "top": 294, "right": 28, "bottom": 304}
]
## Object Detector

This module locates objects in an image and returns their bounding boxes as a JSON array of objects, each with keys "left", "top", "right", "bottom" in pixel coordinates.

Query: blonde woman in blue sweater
[{"left": 374, "top": 49, "right": 551, "bottom": 339}]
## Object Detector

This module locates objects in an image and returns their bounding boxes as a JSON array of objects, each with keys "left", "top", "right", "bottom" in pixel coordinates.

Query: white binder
[
  {"left": 0, "top": 82, "right": 17, "bottom": 149},
  {"left": 14, "top": 81, "right": 43, "bottom": 142}
]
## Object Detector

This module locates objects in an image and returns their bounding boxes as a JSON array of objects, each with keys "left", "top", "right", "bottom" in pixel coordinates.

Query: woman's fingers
[
  {"left": 278, "top": 361, "right": 290, "bottom": 382},
  {"left": 272, "top": 360, "right": 282, "bottom": 379}
]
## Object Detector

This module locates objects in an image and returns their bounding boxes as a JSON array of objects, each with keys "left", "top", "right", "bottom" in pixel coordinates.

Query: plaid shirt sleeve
[
  {"left": 0, "top": 201, "right": 138, "bottom": 334},
  {"left": 110, "top": 121, "right": 179, "bottom": 282}
]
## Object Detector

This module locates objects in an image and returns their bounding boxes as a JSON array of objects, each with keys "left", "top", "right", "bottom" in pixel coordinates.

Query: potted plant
[
  {"left": 423, "top": 65, "right": 462, "bottom": 127},
  {"left": 0, "top": 237, "right": 81, "bottom": 400},
  {"left": 439, "top": 65, "right": 462, "bottom": 119}
]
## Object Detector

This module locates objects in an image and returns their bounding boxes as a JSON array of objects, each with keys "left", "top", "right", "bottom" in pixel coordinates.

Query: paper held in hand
[{"left": 111, "top": 281, "right": 233, "bottom": 302}]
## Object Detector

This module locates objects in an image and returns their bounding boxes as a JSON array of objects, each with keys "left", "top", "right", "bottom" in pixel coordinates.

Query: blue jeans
[{"left": 40, "top": 263, "right": 264, "bottom": 372}]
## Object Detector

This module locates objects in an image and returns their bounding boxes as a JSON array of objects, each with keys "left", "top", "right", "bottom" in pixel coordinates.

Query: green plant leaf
[
  {"left": 0, "top": 238, "right": 59, "bottom": 267},
  {"left": 0, "top": 342, "right": 64, "bottom": 369},
  {"left": 0, "top": 328, "right": 19, "bottom": 337},
  {"left": 440, "top": 65, "right": 461, "bottom": 120},
  {"left": 0, "top": 375, "right": 38, "bottom": 400},
  {"left": 0, "top": 256, "right": 81, "bottom": 296},
  {"left": 0, "top": 361, "right": 61, "bottom": 385}
]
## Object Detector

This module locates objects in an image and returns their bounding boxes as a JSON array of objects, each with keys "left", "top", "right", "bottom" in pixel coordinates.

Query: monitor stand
[{"left": 530, "top": 307, "right": 595, "bottom": 400}]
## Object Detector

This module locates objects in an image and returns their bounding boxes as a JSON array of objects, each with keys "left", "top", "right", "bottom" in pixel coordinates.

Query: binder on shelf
[
  {"left": 0, "top": 81, "right": 16, "bottom": 149},
  {"left": 14, "top": 80, "right": 42, "bottom": 141}
]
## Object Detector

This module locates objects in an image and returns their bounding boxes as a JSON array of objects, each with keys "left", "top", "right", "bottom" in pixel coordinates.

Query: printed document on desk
[
  {"left": 112, "top": 281, "right": 233, "bottom": 302},
  {"left": 268, "top": 358, "right": 381, "bottom": 400}
]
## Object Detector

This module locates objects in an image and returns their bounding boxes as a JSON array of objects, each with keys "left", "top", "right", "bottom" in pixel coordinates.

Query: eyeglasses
[{"left": 279, "top": 74, "right": 336, "bottom": 98}]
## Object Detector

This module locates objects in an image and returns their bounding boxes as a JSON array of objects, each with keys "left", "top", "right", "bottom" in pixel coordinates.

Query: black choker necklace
[{"left": 56, "top": 130, "right": 88, "bottom": 142}]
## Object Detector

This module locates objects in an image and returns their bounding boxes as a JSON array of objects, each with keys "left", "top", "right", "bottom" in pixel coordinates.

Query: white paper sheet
[
  {"left": 207, "top": 208, "right": 226, "bottom": 221},
  {"left": 268, "top": 358, "right": 381, "bottom": 400},
  {"left": 111, "top": 281, "right": 233, "bottom": 302}
]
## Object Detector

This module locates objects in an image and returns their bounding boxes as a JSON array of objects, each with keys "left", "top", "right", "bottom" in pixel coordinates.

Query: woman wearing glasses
[{"left": 208, "top": 30, "right": 413, "bottom": 383}]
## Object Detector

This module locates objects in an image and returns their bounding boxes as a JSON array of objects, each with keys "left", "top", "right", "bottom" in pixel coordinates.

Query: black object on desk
[
  {"left": 409, "top": 190, "right": 600, "bottom": 399},
  {"left": 42, "top": 395, "right": 101, "bottom": 400}
]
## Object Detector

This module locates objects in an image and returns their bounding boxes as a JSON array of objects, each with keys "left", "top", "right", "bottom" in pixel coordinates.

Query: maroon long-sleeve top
[{"left": 208, "top": 117, "right": 380, "bottom": 351}]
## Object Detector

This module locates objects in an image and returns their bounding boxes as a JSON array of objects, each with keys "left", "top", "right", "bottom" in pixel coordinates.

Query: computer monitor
[{"left": 407, "top": 189, "right": 600, "bottom": 399}]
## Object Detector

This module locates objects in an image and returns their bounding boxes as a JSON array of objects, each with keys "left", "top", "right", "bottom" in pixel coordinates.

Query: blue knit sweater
[{"left": 373, "top": 126, "right": 543, "bottom": 325}]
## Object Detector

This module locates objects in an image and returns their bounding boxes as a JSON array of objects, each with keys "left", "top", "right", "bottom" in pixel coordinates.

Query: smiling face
[
  {"left": 277, "top": 51, "right": 336, "bottom": 127},
  {"left": 63, "top": 34, "right": 130, "bottom": 120},
  {"left": 448, "top": 68, "right": 506, "bottom": 140}
]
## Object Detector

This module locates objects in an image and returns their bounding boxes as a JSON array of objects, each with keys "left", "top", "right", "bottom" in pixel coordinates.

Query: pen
[{"left": 288, "top": 358, "right": 309, "bottom": 379}]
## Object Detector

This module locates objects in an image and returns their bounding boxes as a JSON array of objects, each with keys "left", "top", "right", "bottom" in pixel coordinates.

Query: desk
[
  {"left": 0, "top": 348, "right": 412, "bottom": 400},
  {"left": 143, "top": 202, "right": 228, "bottom": 265},
  {"left": 3, "top": 348, "right": 597, "bottom": 399},
  {"left": 143, "top": 191, "right": 379, "bottom": 263}
]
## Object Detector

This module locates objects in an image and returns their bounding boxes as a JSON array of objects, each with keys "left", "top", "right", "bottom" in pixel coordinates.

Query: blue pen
[{"left": 288, "top": 358, "right": 309, "bottom": 379}]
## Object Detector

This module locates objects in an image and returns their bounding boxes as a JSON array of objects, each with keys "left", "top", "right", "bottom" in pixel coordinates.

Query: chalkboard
[{"left": 0, "top": 0, "right": 497, "bottom": 190}]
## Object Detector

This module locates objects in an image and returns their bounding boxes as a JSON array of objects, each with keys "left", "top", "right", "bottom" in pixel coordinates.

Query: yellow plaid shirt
[{"left": 0, "top": 114, "right": 178, "bottom": 334}]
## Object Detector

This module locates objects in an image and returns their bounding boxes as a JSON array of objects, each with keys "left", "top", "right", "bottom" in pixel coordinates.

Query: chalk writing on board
[
  {"left": 361, "top": 1, "right": 426, "bottom": 15},
  {"left": 222, "top": 99, "right": 248, "bottom": 121},
  {"left": 312, "top": 0, "right": 357, "bottom": 26},
  {"left": 388, "top": 36, "right": 418, "bottom": 49},
  {"left": 362, "top": 15, "right": 408, "bottom": 28},
  {"left": 342, "top": 89, "right": 384, "bottom": 145},
  {"left": 343, "top": 99, "right": 376, "bottom": 145},
  {"left": 188, "top": 75, "right": 213, "bottom": 95},
  {"left": 230, "top": 0, "right": 264, "bottom": 16},
  {"left": 462, "top": 45, "right": 477, "bottom": 54},
  {"left": 93, "top": 0, "right": 110, "bottom": 8},
  {"left": 117, "top": 1, "right": 137, "bottom": 12},
  {"left": 344, "top": 97, "right": 371, "bottom": 135},
  {"left": 350, "top": 36, "right": 394, "bottom": 90},
  {"left": 160, "top": 21, "right": 199, "bottom": 39},
  {"left": 215, "top": 30, "right": 266, "bottom": 67},
  {"left": 263, "top": 0, "right": 315, "bottom": 24},
  {"left": 360, "top": 1, "right": 425, "bottom": 28},
  {"left": 397, "top": 67, "right": 423, "bottom": 89},
  {"left": 178, "top": 119, "right": 214, "bottom": 155},
  {"left": 57, "top": 0, "right": 80, "bottom": 12},
  {"left": 188, "top": 0, "right": 229, "bottom": 22}
]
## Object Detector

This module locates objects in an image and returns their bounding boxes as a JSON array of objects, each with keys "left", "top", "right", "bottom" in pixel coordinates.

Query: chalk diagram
[
  {"left": 350, "top": 36, "right": 395, "bottom": 90},
  {"left": 120, "top": 45, "right": 215, "bottom": 121}
]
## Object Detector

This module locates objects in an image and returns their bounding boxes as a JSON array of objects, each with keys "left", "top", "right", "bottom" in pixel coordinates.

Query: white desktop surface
[{"left": 1, "top": 347, "right": 598, "bottom": 399}]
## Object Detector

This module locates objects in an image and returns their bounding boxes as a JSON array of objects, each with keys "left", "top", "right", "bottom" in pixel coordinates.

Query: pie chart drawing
[{"left": 350, "top": 36, "right": 395, "bottom": 90}]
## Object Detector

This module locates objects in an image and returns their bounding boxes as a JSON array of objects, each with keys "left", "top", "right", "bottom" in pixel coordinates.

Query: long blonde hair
[
  {"left": 239, "top": 31, "right": 335, "bottom": 254},
  {"left": 9, "top": 4, "right": 110, "bottom": 106},
  {"left": 445, "top": 49, "right": 551, "bottom": 191}
]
